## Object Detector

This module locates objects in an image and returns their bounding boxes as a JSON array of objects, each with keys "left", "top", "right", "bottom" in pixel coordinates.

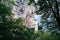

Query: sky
[{"left": 33, "top": 14, "right": 41, "bottom": 24}]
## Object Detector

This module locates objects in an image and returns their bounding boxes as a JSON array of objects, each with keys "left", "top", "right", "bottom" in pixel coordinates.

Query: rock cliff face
[{"left": 12, "top": 0, "right": 38, "bottom": 32}]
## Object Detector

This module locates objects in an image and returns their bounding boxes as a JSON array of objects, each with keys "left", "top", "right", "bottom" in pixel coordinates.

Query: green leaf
[{"left": 28, "top": 0, "right": 34, "bottom": 5}]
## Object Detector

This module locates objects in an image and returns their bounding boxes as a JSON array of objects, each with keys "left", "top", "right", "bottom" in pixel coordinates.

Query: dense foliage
[
  {"left": 29, "top": 0, "right": 60, "bottom": 40},
  {"left": 29, "top": 0, "right": 60, "bottom": 33},
  {"left": 0, "top": 0, "right": 60, "bottom": 40},
  {"left": 0, "top": 2, "right": 37, "bottom": 40}
]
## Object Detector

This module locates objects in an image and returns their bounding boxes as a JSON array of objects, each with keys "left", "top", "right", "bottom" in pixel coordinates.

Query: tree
[
  {"left": 0, "top": 1, "right": 37, "bottom": 40},
  {"left": 29, "top": 0, "right": 60, "bottom": 33}
]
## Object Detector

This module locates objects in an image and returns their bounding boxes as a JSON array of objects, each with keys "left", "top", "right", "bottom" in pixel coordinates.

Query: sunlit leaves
[
  {"left": 28, "top": 0, "right": 34, "bottom": 5},
  {"left": 0, "top": 3, "right": 12, "bottom": 16}
]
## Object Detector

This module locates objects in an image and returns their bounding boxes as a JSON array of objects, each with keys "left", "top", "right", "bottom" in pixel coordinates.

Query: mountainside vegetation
[{"left": 0, "top": 0, "right": 60, "bottom": 40}]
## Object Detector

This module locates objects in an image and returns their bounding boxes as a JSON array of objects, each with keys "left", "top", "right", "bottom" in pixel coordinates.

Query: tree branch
[{"left": 47, "top": 0, "right": 60, "bottom": 26}]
